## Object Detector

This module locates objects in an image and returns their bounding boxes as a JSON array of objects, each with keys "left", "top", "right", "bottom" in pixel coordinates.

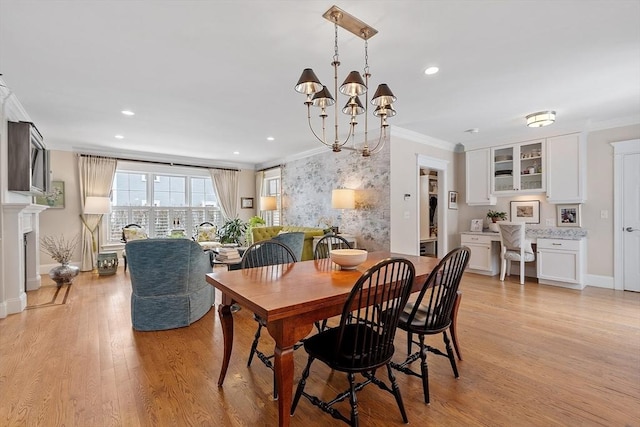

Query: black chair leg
[
  {"left": 419, "top": 335, "right": 430, "bottom": 404},
  {"left": 291, "top": 356, "right": 314, "bottom": 415},
  {"left": 443, "top": 331, "right": 459, "bottom": 378},
  {"left": 124, "top": 256, "right": 127, "bottom": 272},
  {"left": 348, "top": 372, "right": 360, "bottom": 427},
  {"left": 387, "top": 363, "right": 409, "bottom": 423},
  {"left": 407, "top": 331, "right": 413, "bottom": 356},
  {"left": 248, "top": 322, "right": 262, "bottom": 367}
]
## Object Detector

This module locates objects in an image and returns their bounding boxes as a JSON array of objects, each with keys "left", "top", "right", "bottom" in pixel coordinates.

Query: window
[
  {"left": 107, "top": 165, "right": 221, "bottom": 244},
  {"left": 263, "top": 168, "right": 281, "bottom": 226}
]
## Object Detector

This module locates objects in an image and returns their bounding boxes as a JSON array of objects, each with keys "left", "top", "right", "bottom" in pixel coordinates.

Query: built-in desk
[{"left": 460, "top": 227, "right": 587, "bottom": 289}]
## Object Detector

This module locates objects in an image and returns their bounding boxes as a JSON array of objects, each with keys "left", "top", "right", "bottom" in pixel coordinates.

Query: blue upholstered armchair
[
  {"left": 271, "top": 232, "right": 304, "bottom": 262},
  {"left": 125, "top": 238, "right": 215, "bottom": 331}
]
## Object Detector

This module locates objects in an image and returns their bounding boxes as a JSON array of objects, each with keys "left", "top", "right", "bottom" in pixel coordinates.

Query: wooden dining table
[{"left": 205, "top": 251, "right": 440, "bottom": 427}]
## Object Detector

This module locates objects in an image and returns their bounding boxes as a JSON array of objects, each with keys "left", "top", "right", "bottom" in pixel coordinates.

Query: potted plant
[
  {"left": 245, "top": 215, "right": 266, "bottom": 245},
  {"left": 487, "top": 210, "right": 507, "bottom": 232},
  {"left": 40, "top": 234, "right": 80, "bottom": 285},
  {"left": 218, "top": 218, "right": 247, "bottom": 245}
]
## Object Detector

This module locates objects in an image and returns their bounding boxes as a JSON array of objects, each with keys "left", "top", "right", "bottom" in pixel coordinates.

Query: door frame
[
  {"left": 611, "top": 139, "right": 640, "bottom": 290},
  {"left": 417, "top": 155, "right": 448, "bottom": 258}
]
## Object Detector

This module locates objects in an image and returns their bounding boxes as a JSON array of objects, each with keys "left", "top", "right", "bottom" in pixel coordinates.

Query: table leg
[
  {"left": 268, "top": 320, "right": 313, "bottom": 427},
  {"left": 217, "top": 303, "right": 234, "bottom": 386}
]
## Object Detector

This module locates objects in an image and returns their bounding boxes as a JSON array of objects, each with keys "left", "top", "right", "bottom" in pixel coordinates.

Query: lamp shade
[
  {"left": 526, "top": 111, "right": 556, "bottom": 127},
  {"left": 84, "top": 196, "right": 111, "bottom": 215},
  {"left": 370, "top": 84, "right": 396, "bottom": 106},
  {"left": 295, "top": 68, "right": 323, "bottom": 95},
  {"left": 260, "top": 196, "right": 277, "bottom": 211},
  {"left": 311, "top": 86, "right": 335, "bottom": 108},
  {"left": 332, "top": 189, "right": 355, "bottom": 209}
]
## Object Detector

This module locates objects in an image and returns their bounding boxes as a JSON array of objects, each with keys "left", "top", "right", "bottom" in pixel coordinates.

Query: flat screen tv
[{"left": 8, "top": 121, "right": 50, "bottom": 194}]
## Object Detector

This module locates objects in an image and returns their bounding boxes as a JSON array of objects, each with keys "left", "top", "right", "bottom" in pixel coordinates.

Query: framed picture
[
  {"left": 470, "top": 219, "right": 483, "bottom": 232},
  {"left": 510, "top": 200, "right": 540, "bottom": 224},
  {"left": 448, "top": 191, "right": 458, "bottom": 210},
  {"left": 240, "top": 197, "right": 254, "bottom": 209},
  {"left": 35, "top": 180, "right": 65, "bottom": 209},
  {"left": 557, "top": 204, "right": 581, "bottom": 227}
]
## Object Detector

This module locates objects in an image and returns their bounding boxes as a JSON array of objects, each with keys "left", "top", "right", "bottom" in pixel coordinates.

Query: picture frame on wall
[
  {"left": 241, "top": 197, "right": 254, "bottom": 209},
  {"left": 448, "top": 191, "right": 458, "bottom": 210},
  {"left": 557, "top": 204, "right": 581, "bottom": 227},
  {"left": 510, "top": 200, "right": 540, "bottom": 224},
  {"left": 34, "top": 180, "right": 65, "bottom": 209}
]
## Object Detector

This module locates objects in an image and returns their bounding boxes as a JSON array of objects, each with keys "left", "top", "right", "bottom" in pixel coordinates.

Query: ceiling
[{"left": 1, "top": 0, "right": 639, "bottom": 169}]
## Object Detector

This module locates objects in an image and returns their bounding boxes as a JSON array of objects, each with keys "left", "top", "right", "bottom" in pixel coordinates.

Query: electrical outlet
[
  {"left": 404, "top": 211, "right": 410, "bottom": 219},
  {"left": 601, "top": 210, "right": 609, "bottom": 219},
  {"left": 545, "top": 218, "right": 554, "bottom": 226}
]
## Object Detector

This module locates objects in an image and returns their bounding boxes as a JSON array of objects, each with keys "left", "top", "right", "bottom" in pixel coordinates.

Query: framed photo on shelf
[
  {"left": 448, "top": 191, "right": 458, "bottom": 210},
  {"left": 557, "top": 204, "right": 581, "bottom": 227},
  {"left": 240, "top": 197, "right": 254, "bottom": 209},
  {"left": 470, "top": 219, "right": 483, "bottom": 232},
  {"left": 510, "top": 200, "right": 540, "bottom": 224}
]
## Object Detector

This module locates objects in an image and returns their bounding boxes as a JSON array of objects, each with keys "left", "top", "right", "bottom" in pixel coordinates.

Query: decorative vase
[
  {"left": 49, "top": 263, "right": 80, "bottom": 286},
  {"left": 488, "top": 222, "right": 500, "bottom": 233}
]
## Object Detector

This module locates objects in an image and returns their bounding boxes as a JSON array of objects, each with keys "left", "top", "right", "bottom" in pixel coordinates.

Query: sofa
[
  {"left": 125, "top": 238, "right": 215, "bottom": 331},
  {"left": 251, "top": 226, "right": 325, "bottom": 261}
]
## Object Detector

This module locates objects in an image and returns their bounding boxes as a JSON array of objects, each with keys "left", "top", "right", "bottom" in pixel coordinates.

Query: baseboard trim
[{"left": 584, "top": 274, "right": 614, "bottom": 289}]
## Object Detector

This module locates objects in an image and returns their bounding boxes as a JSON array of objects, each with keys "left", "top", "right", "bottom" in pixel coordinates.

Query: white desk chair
[{"left": 498, "top": 222, "right": 535, "bottom": 285}]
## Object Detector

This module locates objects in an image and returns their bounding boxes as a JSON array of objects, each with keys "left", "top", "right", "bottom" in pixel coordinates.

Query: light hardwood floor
[{"left": 1, "top": 268, "right": 639, "bottom": 426}]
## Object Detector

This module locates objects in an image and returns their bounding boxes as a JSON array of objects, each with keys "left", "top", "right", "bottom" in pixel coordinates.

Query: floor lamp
[
  {"left": 83, "top": 196, "right": 111, "bottom": 262},
  {"left": 260, "top": 196, "right": 277, "bottom": 226}
]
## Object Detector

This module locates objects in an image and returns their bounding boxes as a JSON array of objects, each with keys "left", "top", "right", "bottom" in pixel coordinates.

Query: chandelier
[{"left": 294, "top": 5, "right": 396, "bottom": 157}]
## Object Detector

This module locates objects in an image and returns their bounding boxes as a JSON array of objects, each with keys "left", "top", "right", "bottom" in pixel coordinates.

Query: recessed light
[
  {"left": 465, "top": 128, "right": 480, "bottom": 134},
  {"left": 267, "top": 136, "right": 275, "bottom": 141},
  {"left": 115, "top": 135, "right": 124, "bottom": 139},
  {"left": 233, "top": 151, "right": 240, "bottom": 155},
  {"left": 121, "top": 110, "right": 135, "bottom": 116},
  {"left": 424, "top": 66, "right": 439, "bottom": 75}
]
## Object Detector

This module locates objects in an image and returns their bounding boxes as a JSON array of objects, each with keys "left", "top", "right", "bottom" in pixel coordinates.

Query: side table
[{"left": 97, "top": 252, "right": 119, "bottom": 275}]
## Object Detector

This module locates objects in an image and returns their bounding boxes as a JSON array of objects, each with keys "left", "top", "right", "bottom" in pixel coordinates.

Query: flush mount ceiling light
[
  {"left": 294, "top": 5, "right": 396, "bottom": 157},
  {"left": 526, "top": 111, "right": 556, "bottom": 128}
]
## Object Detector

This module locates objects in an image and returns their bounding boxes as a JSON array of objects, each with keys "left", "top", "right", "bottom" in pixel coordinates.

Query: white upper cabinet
[
  {"left": 466, "top": 148, "right": 496, "bottom": 206},
  {"left": 491, "top": 140, "right": 546, "bottom": 195},
  {"left": 546, "top": 133, "right": 586, "bottom": 203}
]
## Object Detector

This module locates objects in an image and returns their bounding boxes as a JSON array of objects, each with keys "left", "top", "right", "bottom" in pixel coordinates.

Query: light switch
[
  {"left": 601, "top": 210, "right": 608, "bottom": 219},
  {"left": 404, "top": 211, "right": 410, "bottom": 219}
]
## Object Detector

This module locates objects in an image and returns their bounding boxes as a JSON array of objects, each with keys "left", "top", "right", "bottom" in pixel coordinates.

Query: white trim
[
  {"left": 393, "top": 126, "right": 457, "bottom": 152},
  {"left": 417, "top": 154, "right": 449, "bottom": 257},
  {"left": 611, "top": 138, "right": 640, "bottom": 291},
  {"left": 584, "top": 274, "right": 615, "bottom": 289},
  {"left": 256, "top": 146, "right": 326, "bottom": 170}
]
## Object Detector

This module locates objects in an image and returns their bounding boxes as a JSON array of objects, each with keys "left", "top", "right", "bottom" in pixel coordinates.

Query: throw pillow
[
  {"left": 197, "top": 226, "right": 217, "bottom": 242},
  {"left": 124, "top": 228, "right": 148, "bottom": 241}
]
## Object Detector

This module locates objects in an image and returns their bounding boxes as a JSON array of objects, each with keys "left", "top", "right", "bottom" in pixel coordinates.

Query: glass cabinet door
[
  {"left": 493, "top": 146, "right": 514, "bottom": 192},
  {"left": 519, "top": 141, "right": 543, "bottom": 191}
]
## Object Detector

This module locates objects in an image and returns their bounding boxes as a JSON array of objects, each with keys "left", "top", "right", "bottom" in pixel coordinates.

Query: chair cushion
[
  {"left": 124, "top": 228, "right": 148, "bottom": 241},
  {"left": 197, "top": 225, "right": 217, "bottom": 242},
  {"left": 504, "top": 250, "right": 535, "bottom": 262}
]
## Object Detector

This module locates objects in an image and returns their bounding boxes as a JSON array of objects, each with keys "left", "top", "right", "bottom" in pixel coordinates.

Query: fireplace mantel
[{"left": 0, "top": 202, "right": 47, "bottom": 318}]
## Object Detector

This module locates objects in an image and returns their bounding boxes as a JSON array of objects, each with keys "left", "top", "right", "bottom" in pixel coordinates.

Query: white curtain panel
[
  {"left": 255, "top": 170, "right": 265, "bottom": 202},
  {"left": 78, "top": 155, "right": 117, "bottom": 271},
  {"left": 210, "top": 169, "right": 238, "bottom": 221}
]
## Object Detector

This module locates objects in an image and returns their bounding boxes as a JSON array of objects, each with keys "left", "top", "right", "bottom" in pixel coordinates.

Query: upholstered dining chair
[
  {"left": 291, "top": 257, "right": 415, "bottom": 426},
  {"left": 121, "top": 223, "right": 147, "bottom": 272},
  {"left": 242, "top": 240, "right": 298, "bottom": 399},
  {"left": 498, "top": 222, "right": 535, "bottom": 285},
  {"left": 390, "top": 246, "right": 470, "bottom": 404},
  {"left": 312, "top": 233, "right": 353, "bottom": 331}
]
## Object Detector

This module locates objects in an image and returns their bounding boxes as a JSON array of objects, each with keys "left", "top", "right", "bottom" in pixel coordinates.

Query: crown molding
[{"left": 390, "top": 126, "right": 457, "bottom": 152}]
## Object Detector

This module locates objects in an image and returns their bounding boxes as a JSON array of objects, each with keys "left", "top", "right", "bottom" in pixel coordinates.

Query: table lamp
[
  {"left": 260, "top": 196, "right": 277, "bottom": 226},
  {"left": 332, "top": 189, "right": 355, "bottom": 234}
]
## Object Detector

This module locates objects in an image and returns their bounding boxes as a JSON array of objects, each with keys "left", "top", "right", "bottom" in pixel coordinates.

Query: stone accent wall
[{"left": 281, "top": 144, "right": 391, "bottom": 252}]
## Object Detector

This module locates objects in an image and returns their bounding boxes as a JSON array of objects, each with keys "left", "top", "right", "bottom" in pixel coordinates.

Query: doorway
[
  {"left": 417, "top": 155, "right": 448, "bottom": 258},
  {"left": 612, "top": 139, "right": 640, "bottom": 291}
]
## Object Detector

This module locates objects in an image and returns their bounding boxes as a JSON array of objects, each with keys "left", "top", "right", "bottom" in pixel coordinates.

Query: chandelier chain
[{"left": 364, "top": 39, "right": 370, "bottom": 76}]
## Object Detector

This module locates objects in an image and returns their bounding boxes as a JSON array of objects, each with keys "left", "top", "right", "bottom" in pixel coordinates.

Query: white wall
[{"left": 390, "top": 130, "right": 458, "bottom": 256}]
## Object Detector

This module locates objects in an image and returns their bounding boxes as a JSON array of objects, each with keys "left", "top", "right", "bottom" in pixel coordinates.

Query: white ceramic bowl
[{"left": 330, "top": 249, "right": 368, "bottom": 270}]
